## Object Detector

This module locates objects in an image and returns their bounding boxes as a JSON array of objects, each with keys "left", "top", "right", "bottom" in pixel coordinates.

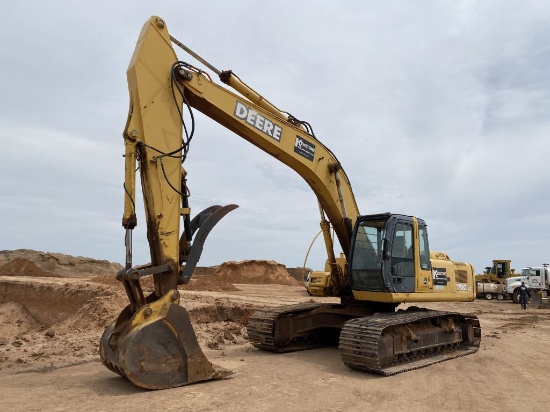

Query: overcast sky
[{"left": 1, "top": 1, "right": 549, "bottom": 275}]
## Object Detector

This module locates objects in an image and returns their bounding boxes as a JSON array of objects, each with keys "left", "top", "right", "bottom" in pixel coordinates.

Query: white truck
[{"left": 505, "top": 265, "right": 550, "bottom": 304}]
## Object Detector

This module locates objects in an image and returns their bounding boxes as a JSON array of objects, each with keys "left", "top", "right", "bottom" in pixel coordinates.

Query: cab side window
[
  {"left": 497, "top": 263, "right": 505, "bottom": 278},
  {"left": 392, "top": 223, "right": 413, "bottom": 258},
  {"left": 418, "top": 225, "right": 430, "bottom": 270},
  {"left": 391, "top": 222, "right": 414, "bottom": 277}
]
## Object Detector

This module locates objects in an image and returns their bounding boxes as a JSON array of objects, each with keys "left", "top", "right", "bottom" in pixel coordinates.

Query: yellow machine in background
[
  {"left": 473, "top": 259, "right": 516, "bottom": 300},
  {"left": 476, "top": 259, "right": 517, "bottom": 283},
  {"left": 100, "top": 16, "right": 481, "bottom": 390}
]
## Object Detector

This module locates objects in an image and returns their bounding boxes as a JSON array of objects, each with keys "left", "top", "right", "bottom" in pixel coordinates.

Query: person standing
[{"left": 518, "top": 281, "right": 531, "bottom": 310}]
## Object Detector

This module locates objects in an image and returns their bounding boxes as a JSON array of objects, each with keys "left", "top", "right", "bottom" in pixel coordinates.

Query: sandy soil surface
[{"left": 0, "top": 250, "right": 548, "bottom": 412}]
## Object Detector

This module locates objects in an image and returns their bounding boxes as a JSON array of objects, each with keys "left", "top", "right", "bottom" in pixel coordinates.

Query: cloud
[{"left": 0, "top": 0, "right": 549, "bottom": 277}]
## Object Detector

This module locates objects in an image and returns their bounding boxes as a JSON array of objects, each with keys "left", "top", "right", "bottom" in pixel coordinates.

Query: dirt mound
[
  {"left": 0, "top": 250, "right": 298, "bottom": 287},
  {"left": 0, "top": 293, "right": 125, "bottom": 373},
  {"left": 181, "top": 277, "right": 239, "bottom": 292},
  {"left": 193, "top": 266, "right": 219, "bottom": 277},
  {"left": 0, "top": 249, "right": 122, "bottom": 277},
  {"left": 0, "top": 302, "right": 44, "bottom": 343},
  {"left": 89, "top": 274, "right": 238, "bottom": 292},
  {"left": 88, "top": 271, "right": 236, "bottom": 293},
  {"left": 0, "top": 258, "right": 59, "bottom": 277},
  {"left": 89, "top": 275, "right": 154, "bottom": 291},
  {"left": 88, "top": 260, "right": 296, "bottom": 291},
  {"left": 211, "top": 260, "right": 300, "bottom": 285},
  {"left": 88, "top": 275, "right": 121, "bottom": 287},
  {"left": 50, "top": 295, "right": 126, "bottom": 336}
]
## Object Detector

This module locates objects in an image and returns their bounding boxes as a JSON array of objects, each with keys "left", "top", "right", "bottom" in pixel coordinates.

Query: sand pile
[
  {"left": 90, "top": 273, "right": 241, "bottom": 293},
  {"left": 209, "top": 260, "right": 301, "bottom": 286},
  {"left": 181, "top": 277, "right": 239, "bottom": 292},
  {"left": 0, "top": 249, "right": 122, "bottom": 277},
  {"left": 0, "top": 293, "right": 126, "bottom": 372},
  {"left": 88, "top": 271, "right": 238, "bottom": 292},
  {"left": 0, "top": 258, "right": 59, "bottom": 277},
  {"left": 0, "top": 302, "right": 44, "bottom": 343},
  {"left": 182, "top": 260, "right": 300, "bottom": 290},
  {"left": 80, "top": 258, "right": 298, "bottom": 291}
]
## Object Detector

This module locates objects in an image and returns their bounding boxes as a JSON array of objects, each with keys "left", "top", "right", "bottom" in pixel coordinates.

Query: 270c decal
[{"left": 456, "top": 283, "right": 472, "bottom": 292}]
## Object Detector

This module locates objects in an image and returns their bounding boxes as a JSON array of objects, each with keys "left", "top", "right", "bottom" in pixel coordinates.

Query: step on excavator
[{"left": 99, "top": 16, "right": 481, "bottom": 390}]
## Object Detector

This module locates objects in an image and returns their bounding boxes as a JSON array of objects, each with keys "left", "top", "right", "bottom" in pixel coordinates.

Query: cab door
[
  {"left": 388, "top": 219, "right": 415, "bottom": 293},
  {"left": 528, "top": 267, "right": 543, "bottom": 288},
  {"left": 414, "top": 219, "right": 432, "bottom": 292}
]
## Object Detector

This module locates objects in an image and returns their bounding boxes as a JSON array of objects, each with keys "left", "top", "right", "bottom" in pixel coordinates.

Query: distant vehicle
[
  {"left": 475, "top": 259, "right": 517, "bottom": 284},
  {"left": 505, "top": 265, "right": 550, "bottom": 304},
  {"left": 475, "top": 282, "right": 506, "bottom": 300}
]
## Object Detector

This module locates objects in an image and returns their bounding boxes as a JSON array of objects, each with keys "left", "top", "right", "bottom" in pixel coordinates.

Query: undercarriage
[{"left": 247, "top": 303, "right": 481, "bottom": 375}]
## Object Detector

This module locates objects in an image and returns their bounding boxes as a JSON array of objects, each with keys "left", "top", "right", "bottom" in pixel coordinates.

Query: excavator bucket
[{"left": 100, "top": 289, "right": 228, "bottom": 390}]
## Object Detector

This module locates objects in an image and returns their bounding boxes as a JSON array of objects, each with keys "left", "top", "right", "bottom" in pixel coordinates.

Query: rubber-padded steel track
[{"left": 338, "top": 309, "right": 481, "bottom": 376}]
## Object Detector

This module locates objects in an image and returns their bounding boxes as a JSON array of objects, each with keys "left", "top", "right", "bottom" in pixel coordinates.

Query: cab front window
[{"left": 349, "top": 219, "right": 386, "bottom": 291}]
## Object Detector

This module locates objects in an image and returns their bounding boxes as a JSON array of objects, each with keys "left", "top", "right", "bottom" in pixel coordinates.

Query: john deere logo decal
[{"left": 234, "top": 101, "right": 282, "bottom": 142}]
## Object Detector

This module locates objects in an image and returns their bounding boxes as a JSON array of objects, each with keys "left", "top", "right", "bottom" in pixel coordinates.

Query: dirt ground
[{"left": 0, "top": 250, "right": 548, "bottom": 412}]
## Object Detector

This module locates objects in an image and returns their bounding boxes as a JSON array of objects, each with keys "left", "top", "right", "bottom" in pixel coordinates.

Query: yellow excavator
[{"left": 100, "top": 16, "right": 481, "bottom": 390}]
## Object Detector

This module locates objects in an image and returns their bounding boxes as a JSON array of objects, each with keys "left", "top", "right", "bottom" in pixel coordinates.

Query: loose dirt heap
[
  {"left": 0, "top": 302, "right": 43, "bottom": 343},
  {"left": 0, "top": 250, "right": 301, "bottom": 374},
  {"left": 0, "top": 249, "right": 122, "bottom": 277},
  {"left": 0, "top": 257, "right": 59, "bottom": 277},
  {"left": 207, "top": 260, "right": 301, "bottom": 286}
]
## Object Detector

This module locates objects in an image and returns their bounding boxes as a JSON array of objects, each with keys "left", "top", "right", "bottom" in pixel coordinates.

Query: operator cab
[
  {"left": 348, "top": 213, "right": 431, "bottom": 294},
  {"left": 491, "top": 261, "right": 507, "bottom": 280}
]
